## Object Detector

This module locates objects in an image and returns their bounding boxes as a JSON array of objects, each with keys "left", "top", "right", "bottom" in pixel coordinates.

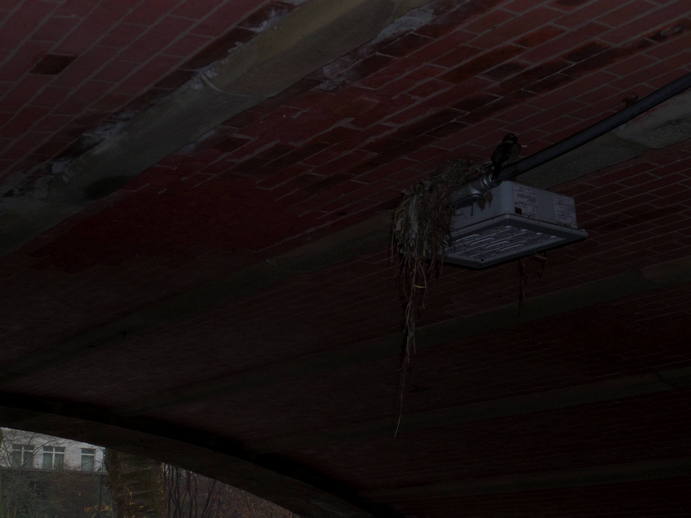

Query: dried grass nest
[{"left": 391, "top": 159, "right": 488, "bottom": 436}]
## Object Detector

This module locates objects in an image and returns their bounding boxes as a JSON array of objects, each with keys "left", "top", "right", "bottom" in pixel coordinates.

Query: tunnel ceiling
[{"left": 1, "top": 1, "right": 691, "bottom": 517}]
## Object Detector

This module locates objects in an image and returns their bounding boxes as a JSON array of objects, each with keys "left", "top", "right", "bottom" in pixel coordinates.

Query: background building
[
  {"left": 0, "top": 427, "right": 112, "bottom": 518},
  {"left": 0, "top": 427, "right": 105, "bottom": 472}
]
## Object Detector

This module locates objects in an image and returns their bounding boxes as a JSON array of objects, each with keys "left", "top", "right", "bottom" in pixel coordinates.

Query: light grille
[{"left": 445, "top": 182, "right": 587, "bottom": 268}]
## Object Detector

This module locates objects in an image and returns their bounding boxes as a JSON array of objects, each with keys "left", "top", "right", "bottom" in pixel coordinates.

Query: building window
[
  {"left": 81, "top": 448, "right": 96, "bottom": 471},
  {"left": 42, "top": 446, "right": 65, "bottom": 470},
  {"left": 11, "top": 444, "right": 34, "bottom": 468}
]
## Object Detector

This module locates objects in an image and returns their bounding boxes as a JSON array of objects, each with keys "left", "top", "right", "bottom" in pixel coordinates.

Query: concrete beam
[{"left": 0, "top": 0, "right": 431, "bottom": 256}]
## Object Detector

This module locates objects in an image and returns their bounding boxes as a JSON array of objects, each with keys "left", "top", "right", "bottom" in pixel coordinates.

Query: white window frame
[
  {"left": 42, "top": 445, "right": 65, "bottom": 470},
  {"left": 11, "top": 444, "right": 34, "bottom": 468},
  {"left": 81, "top": 448, "right": 96, "bottom": 471}
]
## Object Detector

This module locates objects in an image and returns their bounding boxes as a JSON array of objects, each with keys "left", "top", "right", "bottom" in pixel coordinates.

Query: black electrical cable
[{"left": 496, "top": 71, "right": 691, "bottom": 183}]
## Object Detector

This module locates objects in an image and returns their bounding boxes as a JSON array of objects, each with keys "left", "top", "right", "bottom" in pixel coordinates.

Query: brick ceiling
[{"left": 0, "top": 1, "right": 690, "bottom": 517}]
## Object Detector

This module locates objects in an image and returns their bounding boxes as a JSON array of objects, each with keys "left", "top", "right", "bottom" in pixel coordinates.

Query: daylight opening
[{"left": 0, "top": 427, "right": 298, "bottom": 518}]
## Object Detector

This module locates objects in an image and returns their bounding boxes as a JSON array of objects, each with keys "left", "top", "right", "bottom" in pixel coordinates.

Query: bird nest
[{"left": 391, "top": 159, "right": 487, "bottom": 436}]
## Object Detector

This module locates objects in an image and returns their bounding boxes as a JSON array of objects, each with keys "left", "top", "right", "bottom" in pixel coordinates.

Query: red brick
[
  {"left": 551, "top": 0, "right": 607, "bottom": 27},
  {"left": 350, "top": 96, "right": 415, "bottom": 128},
  {"left": 0, "top": 75, "right": 49, "bottom": 111},
  {"left": 417, "top": 0, "right": 503, "bottom": 38},
  {"left": 238, "top": 2, "right": 294, "bottom": 31},
  {"left": 31, "top": 15, "right": 81, "bottom": 42},
  {"left": 376, "top": 64, "right": 445, "bottom": 97},
  {"left": 256, "top": 163, "right": 306, "bottom": 189},
  {"left": 121, "top": 0, "right": 173, "bottom": 25},
  {"left": 173, "top": 0, "right": 226, "bottom": 19},
  {"left": 0, "top": 135, "right": 43, "bottom": 159},
  {"left": 424, "top": 77, "right": 494, "bottom": 108},
  {"left": 58, "top": 2, "right": 133, "bottom": 53},
  {"left": 30, "top": 54, "right": 77, "bottom": 75},
  {"left": 356, "top": 157, "right": 418, "bottom": 183},
  {"left": 454, "top": 93, "right": 500, "bottom": 112},
  {"left": 647, "top": 66, "right": 691, "bottom": 88},
  {"left": 482, "top": 61, "right": 528, "bottom": 80},
  {"left": 183, "top": 27, "right": 255, "bottom": 69},
  {"left": 117, "top": 55, "right": 181, "bottom": 95},
  {"left": 0, "top": 105, "right": 50, "bottom": 136},
  {"left": 0, "top": 1, "right": 56, "bottom": 49},
  {"left": 529, "top": 70, "right": 615, "bottom": 109},
  {"left": 463, "top": 9, "right": 514, "bottom": 34},
  {"left": 469, "top": 7, "right": 562, "bottom": 48},
  {"left": 93, "top": 59, "right": 140, "bottom": 83},
  {"left": 162, "top": 33, "right": 213, "bottom": 58},
  {"left": 154, "top": 69, "right": 195, "bottom": 90},
  {"left": 31, "top": 136, "right": 73, "bottom": 159},
  {"left": 645, "top": 24, "right": 691, "bottom": 58},
  {"left": 53, "top": 89, "right": 97, "bottom": 116},
  {"left": 119, "top": 17, "right": 193, "bottom": 61},
  {"left": 504, "top": 0, "right": 546, "bottom": 13},
  {"left": 409, "top": 30, "right": 476, "bottom": 64},
  {"left": 497, "top": 59, "right": 569, "bottom": 92},
  {"left": 311, "top": 149, "right": 376, "bottom": 177},
  {"left": 32, "top": 114, "right": 72, "bottom": 132},
  {"left": 599, "top": 0, "right": 658, "bottom": 27},
  {"left": 407, "top": 79, "right": 452, "bottom": 98},
  {"left": 602, "top": 4, "right": 690, "bottom": 44},
  {"left": 404, "top": 144, "right": 454, "bottom": 163},
  {"left": 190, "top": 0, "right": 263, "bottom": 37},
  {"left": 432, "top": 44, "right": 481, "bottom": 68},
  {"left": 98, "top": 23, "right": 147, "bottom": 48},
  {"left": 607, "top": 53, "right": 658, "bottom": 77},
  {"left": 516, "top": 25, "right": 565, "bottom": 47},
  {"left": 564, "top": 41, "right": 610, "bottom": 62},
  {"left": 614, "top": 50, "right": 691, "bottom": 88},
  {"left": 491, "top": 101, "right": 540, "bottom": 123},
  {"left": 442, "top": 45, "right": 525, "bottom": 83},
  {"left": 50, "top": 1, "right": 88, "bottom": 17},
  {"left": 0, "top": 40, "right": 53, "bottom": 81},
  {"left": 52, "top": 46, "right": 119, "bottom": 87},
  {"left": 521, "top": 22, "right": 609, "bottom": 62},
  {"left": 379, "top": 32, "right": 434, "bottom": 58},
  {"left": 353, "top": 54, "right": 396, "bottom": 84}
]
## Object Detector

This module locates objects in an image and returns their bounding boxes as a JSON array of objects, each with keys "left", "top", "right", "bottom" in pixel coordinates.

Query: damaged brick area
[{"left": 0, "top": 0, "right": 303, "bottom": 188}]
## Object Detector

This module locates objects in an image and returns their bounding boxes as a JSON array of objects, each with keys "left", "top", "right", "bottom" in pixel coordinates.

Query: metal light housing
[{"left": 445, "top": 181, "right": 587, "bottom": 269}]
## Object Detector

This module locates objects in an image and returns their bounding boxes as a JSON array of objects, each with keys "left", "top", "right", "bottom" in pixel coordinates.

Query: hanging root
[
  {"left": 391, "top": 159, "right": 486, "bottom": 437},
  {"left": 517, "top": 252, "right": 549, "bottom": 316}
]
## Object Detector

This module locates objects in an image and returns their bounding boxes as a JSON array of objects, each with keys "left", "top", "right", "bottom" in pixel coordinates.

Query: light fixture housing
[{"left": 445, "top": 181, "right": 587, "bottom": 269}]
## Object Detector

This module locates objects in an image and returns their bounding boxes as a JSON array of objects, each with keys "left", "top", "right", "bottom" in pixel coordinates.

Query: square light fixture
[{"left": 445, "top": 181, "right": 587, "bottom": 268}]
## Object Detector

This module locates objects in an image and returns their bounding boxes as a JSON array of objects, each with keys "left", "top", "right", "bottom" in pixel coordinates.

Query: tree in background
[
  {"left": 1, "top": 429, "right": 296, "bottom": 518},
  {"left": 163, "top": 465, "right": 297, "bottom": 518},
  {"left": 105, "top": 449, "right": 165, "bottom": 518}
]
